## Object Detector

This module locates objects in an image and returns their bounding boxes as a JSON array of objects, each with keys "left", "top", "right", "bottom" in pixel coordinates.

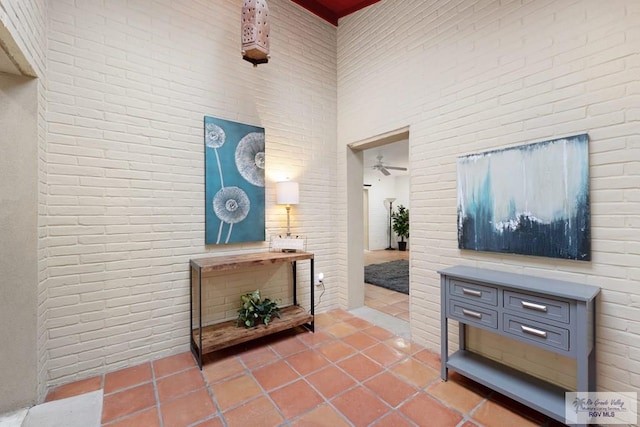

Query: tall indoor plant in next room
[{"left": 392, "top": 205, "right": 409, "bottom": 251}]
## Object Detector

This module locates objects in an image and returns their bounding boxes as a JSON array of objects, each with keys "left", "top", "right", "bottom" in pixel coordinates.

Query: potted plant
[
  {"left": 236, "top": 290, "right": 281, "bottom": 328},
  {"left": 391, "top": 204, "right": 409, "bottom": 251}
]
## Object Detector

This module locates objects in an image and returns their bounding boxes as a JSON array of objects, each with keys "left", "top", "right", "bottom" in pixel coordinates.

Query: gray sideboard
[{"left": 439, "top": 265, "right": 600, "bottom": 426}]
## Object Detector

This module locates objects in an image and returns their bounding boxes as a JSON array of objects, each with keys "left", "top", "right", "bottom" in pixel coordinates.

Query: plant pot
[{"left": 398, "top": 241, "right": 407, "bottom": 251}]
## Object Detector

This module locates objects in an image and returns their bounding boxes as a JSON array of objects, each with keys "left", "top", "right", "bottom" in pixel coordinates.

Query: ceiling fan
[{"left": 372, "top": 155, "right": 407, "bottom": 176}]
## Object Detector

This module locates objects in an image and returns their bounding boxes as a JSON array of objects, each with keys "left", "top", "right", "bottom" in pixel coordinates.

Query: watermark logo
[{"left": 565, "top": 392, "right": 637, "bottom": 425}]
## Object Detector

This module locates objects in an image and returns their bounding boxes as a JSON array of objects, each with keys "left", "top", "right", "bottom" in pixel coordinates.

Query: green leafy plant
[
  {"left": 391, "top": 205, "right": 410, "bottom": 242},
  {"left": 236, "top": 290, "right": 281, "bottom": 328}
]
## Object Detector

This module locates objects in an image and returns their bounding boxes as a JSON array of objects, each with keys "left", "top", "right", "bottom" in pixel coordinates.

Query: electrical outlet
[{"left": 315, "top": 272, "right": 324, "bottom": 286}]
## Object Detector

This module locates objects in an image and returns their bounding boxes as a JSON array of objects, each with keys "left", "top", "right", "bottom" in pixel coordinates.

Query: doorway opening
[
  {"left": 1, "top": 19, "right": 40, "bottom": 412},
  {"left": 346, "top": 127, "right": 410, "bottom": 328}
]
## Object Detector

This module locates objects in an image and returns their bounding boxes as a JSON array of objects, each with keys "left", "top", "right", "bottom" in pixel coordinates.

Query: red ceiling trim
[
  {"left": 338, "top": 0, "right": 380, "bottom": 18},
  {"left": 289, "top": 0, "right": 339, "bottom": 26}
]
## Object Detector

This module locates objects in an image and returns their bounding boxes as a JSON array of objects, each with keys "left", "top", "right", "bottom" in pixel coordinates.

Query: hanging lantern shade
[{"left": 241, "top": 0, "right": 270, "bottom": 66}]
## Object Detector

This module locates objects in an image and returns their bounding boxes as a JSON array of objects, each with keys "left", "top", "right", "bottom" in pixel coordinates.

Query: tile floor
[
  {"left": 46, "top": 309, "right": 564, "bottom": 427},
  {"left": 364, "top": 250, "right": 410, "bottom": 321}
]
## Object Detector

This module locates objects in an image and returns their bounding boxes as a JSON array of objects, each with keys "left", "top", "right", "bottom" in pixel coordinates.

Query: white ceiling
[{"left": 363, "top": 139, "right": 409, "bottom": 176}]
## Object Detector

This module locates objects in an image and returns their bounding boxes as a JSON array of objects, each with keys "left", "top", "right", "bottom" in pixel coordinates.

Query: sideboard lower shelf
[
  {"left": 193, "top": 305, "right": 312, "bottom": 354},
  {"left": 447, "top": 350, "right": 567, "bottom": 421}
]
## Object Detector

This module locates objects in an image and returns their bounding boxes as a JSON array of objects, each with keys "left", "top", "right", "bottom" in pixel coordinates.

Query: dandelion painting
[
  {"left": 205, "top": 116, "right": 265, "bottom": 245},
  {"left": 457, "top": 134, "right": 590, "bottom": 261}
]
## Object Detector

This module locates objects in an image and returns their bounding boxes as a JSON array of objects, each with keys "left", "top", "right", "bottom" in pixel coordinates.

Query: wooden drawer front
[
  {"left": 449, "top": 280, "right": 498, "bottom": 306},
  {"left": 504, "top": 291, "right": 570, "bottom": 324},
  {"left": 503, "top": 314, "right": 569, "bottom": 352},
  {"left": 449, "top": 299, "right": 498, "bottom": 329}
]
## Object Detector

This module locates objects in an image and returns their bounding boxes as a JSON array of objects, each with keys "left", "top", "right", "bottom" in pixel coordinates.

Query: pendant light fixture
[{"left": 241, "top": 0, "right": 270, "bottom": 66}]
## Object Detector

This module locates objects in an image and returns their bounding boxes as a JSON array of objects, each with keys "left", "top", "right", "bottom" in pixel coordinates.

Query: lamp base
[
  {"left": 385, "top": 247, "right": 396, "bottom": 251},
  {"left": 281, "top": 249, "right": 297, "bottom": 253}
]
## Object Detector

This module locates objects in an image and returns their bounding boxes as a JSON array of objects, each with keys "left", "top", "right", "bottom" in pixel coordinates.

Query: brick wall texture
[
  {"left": 40, "top": 0, "right": 337, "bottom": 388},
  {"left": 338, "top": 0, "right": 639, "bottom": 392},
  {"left": 2, "top": 0, "right": 639, "bottom": 398}
]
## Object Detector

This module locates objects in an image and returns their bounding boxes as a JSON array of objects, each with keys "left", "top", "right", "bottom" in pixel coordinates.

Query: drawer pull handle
[
  {"left": 462, "top": 309, "right": 482, "bottom": 319},
  {"left": 521, "top": 301, "right": 548, "bottom": 312},
  {"left": 462, "top": 288, "right": 482, "bottom": 297},
  {"left": 521, "top": 325, "right": 547, "bottom": 338}
]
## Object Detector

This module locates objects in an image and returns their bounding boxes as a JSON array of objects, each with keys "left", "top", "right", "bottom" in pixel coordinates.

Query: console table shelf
[
  {"left": 190, "top": 251, "right": 314, "bottom": 368},
  {"left": 440, "top": 265, "right": 600, "bottom": 427},
  {"left": 193, "top": 305, "right": 312, "bottom": 354},
  {"left": 191, "top": 251, "right": 315, "bottom": 274}
]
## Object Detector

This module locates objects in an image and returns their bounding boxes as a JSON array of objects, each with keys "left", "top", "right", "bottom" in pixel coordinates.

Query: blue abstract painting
[
  {"left": 205, "top": 116, "right": 265, "bottom": 245},
  {"left": 457, "top": 134, "right": 590, "bottom": 261}
]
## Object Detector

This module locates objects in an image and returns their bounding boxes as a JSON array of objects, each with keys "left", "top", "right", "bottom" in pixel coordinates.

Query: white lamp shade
[{"left": 276, "top": 181, "right": 299, "bottom": 205}]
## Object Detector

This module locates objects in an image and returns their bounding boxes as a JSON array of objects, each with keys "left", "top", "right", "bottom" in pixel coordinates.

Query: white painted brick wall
[
  {"left": 198, "top": 265, "right": 296, "bottom": 325},
  {"left": 1, "top": 0, "right": 49, "bottom": 402},
  {"left": 338, "top": 0, "right": 640, "bottom": 392},
  {"left": 43, "top": 0, "right": 338, "bottom": 386}
]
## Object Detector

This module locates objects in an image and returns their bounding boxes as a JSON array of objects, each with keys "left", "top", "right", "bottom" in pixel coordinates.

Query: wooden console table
[
  {"left": 190, "top": 251, "right": 314, "bottom": 368},
  {"left": 440, "top": 265, "right": 600, "bottom": 426}
]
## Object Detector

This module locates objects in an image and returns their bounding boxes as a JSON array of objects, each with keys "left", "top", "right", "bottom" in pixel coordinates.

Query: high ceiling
[
  {"left": 290, "top": 0, "right": 381, "bottom": 26},
  {"left": 0, "top": 2, "right": 380, "bottom": 77}
]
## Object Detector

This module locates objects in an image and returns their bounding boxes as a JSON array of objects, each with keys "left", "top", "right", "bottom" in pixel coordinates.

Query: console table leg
[
  {"left": 292, "top": 261, "right": 297, "bottom": 306},
  {"left": 189, "top": 263, "right": 204, "bottom": 369},
  {"left": 440, "top": 275, "right": 448, "bottom": 381},
  {"left": 310, "top": 258, "right": 315, "bottom": 332},
  {"left": 576, "top": 301, "right": 592, "bottom": 393},
  {"left": 459, "top": 323, "right": 466, "bottom": 351}
]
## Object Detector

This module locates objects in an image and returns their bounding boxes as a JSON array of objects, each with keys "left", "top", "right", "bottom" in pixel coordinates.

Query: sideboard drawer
[
  {"left": 503, "top": 313, "right": 569, "bottom": 352},
  {"left": 449, "top": 299, "right": 498, "bottom": 329},
  {"left": 449, "top": 279, "right": 498, "bottom": 306},
  {"left": 504, "top": 290, "right": 570, "bottom": 324}
]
